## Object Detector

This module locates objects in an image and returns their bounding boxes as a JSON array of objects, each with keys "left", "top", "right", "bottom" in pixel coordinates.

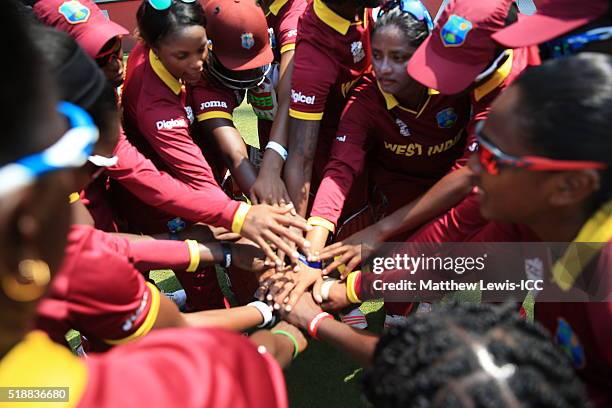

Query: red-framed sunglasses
[{"left": 475, "top": 121, "right": 608, "bottom": 175}]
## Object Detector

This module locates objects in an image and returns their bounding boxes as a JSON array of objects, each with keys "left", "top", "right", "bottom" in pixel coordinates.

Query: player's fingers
[{"left": 312, "top": 277, "right": 324, "bottom": 304}]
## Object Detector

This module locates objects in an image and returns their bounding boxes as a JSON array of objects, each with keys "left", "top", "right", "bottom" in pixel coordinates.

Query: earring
[{"left": 1, "top": 259, "right": 50, "bottom": 302}]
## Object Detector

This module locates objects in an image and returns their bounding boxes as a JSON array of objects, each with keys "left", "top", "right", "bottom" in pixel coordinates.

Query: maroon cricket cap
[
  {"left": 33, "top": 0, "right": 128, "bottom": 59},
  {"left": 407, "top": 0, "right": 515, "bottom": 94},
  {"left": 204, "top": 0, "right": 273, "bottom": 71},
  {"left": 493, "top": 0, "right": 610, "bottom": 48}
]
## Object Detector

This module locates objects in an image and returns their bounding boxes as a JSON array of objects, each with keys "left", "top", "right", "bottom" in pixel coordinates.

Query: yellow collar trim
[
  {"left": 314, "top": 0, "right": 353, "bottom": 35},
  {"left": 473, "top": 49, "right": 514, "bottom": 102},
  {"left": 378, "top": 81, "right": 435, "bottom": 117},
  {"left": 552, "top": 200, "right": 612, "bottom": 291},
  {"left": 267, "top": 0, "right": 289, "bottom": 16},
  {"left": 149, "top": 49, "right": 182, "bottom": 95},
  {"left": 0, "top": 331, "right": 88, "bottom": 408}
]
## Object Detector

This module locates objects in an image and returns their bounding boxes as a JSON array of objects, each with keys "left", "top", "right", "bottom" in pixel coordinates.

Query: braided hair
[{"left": 362, "top": 302, "right": 590, "bottom": 408}]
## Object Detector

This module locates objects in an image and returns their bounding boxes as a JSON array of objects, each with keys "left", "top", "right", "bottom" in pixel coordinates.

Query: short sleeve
[
  {"left": 275, "top": 0, "right": 305, "bottom": 54},
  {"left": 191, "top": 79, "right": 241, "bottom": 122},
  {"left": 289, "top": 39, "right": 338, "bottom": 121}
]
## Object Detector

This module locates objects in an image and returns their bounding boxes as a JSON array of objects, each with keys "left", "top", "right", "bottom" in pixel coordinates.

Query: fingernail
[
  {"left": 322, "top": 269, "right": 328, "bottom": 274},
  {"left": 285, "top": 305, "right": 292, "bottom": 312},
  {"left": 315, "top": 295, "right": 322, "bottom": 303},
  {"left": 267, "top": 294, "right": 273, "bottom": 301},
  {"left": 274, "top": 303, "right": 281, "bottom": 310},
  {"left": 303, "top": 241, "right": 311, "bottom": 248},
  {"left": 292, "top": 251, "right": 299, "bottom": 258},
  {"left": 306, "top": 225, "right": 313, "bottom": 230}
]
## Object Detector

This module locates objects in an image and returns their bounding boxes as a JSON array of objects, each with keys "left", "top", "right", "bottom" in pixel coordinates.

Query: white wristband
[
  {"left": 265, "top": 141, "right": 288, "bottom": 161},
  {"left": 320, "top": 278, "right": 338, "bottom": 302},
  {"left": 248, "top": 301, "right": 274, "bottom": 328}
]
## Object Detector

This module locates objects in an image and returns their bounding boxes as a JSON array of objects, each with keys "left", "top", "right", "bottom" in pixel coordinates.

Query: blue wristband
[{"left": 297, "top": 253, "right": 322, "bottom": 269}]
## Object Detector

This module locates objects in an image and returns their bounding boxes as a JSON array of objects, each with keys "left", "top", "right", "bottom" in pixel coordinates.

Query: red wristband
[{"left": 308, "top": 312, "right": 333, "bottom": 340}]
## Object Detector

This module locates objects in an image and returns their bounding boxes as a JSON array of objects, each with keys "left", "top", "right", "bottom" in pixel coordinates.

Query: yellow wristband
[
  {"left": 69, "top": 192, "right": 80, "bottom": 204},
  {"left": 185, "top": 239, "right": 200, "bottom": 272},
  {"left": 307, "top": 216, "right": 335, "bottom": 233},
  {"left": 334, "top": 256, "right": 346, "bottom": 275},
  {"left": 231, "top": 202, "right": 251, "bottom": 234},
  {"left": 346, "top": 271, "right": 362, "bottom": 304}
]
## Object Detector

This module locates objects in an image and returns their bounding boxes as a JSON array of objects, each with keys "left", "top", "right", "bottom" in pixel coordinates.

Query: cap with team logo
[
  {"left": 33, "top": 0, "right": 128, "bottom": 59},
  {"left": 204, "top": 0, "right": 273, "bottom": 70},
  {"left": 407, "top": 0, "right": 515, "bottom": 94},
  {"left": 493, "top": 0, "right": 610, "bottom": 48}
]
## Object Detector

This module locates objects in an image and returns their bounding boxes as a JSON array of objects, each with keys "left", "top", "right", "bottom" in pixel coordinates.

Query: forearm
[
  {"left": 306, "top": 225, "right": 330, "bottom": 253},
  {"left": 317, "top": 318, "right": 379, "bottom": 367},
  {"left": 376, "top": 167, "right": 474, "bottom": 240},
  {"left": 284, "top": 156, "right": 312, "bottom": 217},
  {"left": 249, "top": 330, "right": 294, "bottom": 369},
  {"left": 182, "top": 305, "right": 264, "bottom": 332},
  {"left": 222, "top": 137, "right": 258, "bottom": 193},
  {"left": 284, "top": 118, "right": 320, "bottom": 216}
]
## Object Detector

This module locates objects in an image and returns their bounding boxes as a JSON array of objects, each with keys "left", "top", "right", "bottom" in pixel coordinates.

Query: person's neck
[
  {"left": 394, "top": 78, "right": 428, "bottom": 111},
  {"left": 326, "top": 1, "right": 363, "bottom": 22},
  {"left": 527, "top": 205, "right": 592, "bottom": 242}
]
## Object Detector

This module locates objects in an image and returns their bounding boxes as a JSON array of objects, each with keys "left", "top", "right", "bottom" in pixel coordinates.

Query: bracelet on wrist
[
  {"left": 297, "top": 252, "right": 323, "bottom": 269},
  {"left": 308, "top": 311, "right": 333, "bottom": 340},
  {"left": 265, "top": 141, "right": 288, "bottom": 161},
  {"left": 248, "top": 301, "right": 274, "bottom": 328},
  {"left": 221, "top": 242, "right": 232, "bottom": 268},
  {"left": 272, "top": 329, "right": 299, "bottom": 359}
]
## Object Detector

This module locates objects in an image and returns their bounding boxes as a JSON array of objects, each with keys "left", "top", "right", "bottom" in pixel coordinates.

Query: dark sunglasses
[
  {"left": 96, "top": 40, "right": 122, "bottom": 67},
  {"left": 474, "top": 121, "right": 608, "bottom": 175},
  {"left": 378, "top": 0, "right": 434, "bottom": 31},
  {"left": 539, "top": 27, "right": 612, "bottom": 60}
]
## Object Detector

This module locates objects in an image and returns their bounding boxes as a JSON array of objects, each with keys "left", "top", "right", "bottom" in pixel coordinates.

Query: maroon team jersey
[
  {"left": 35, "top": 225, "right": 160, "bottom": 352},
  {"left": 289, "top": 0, "right": 374, "bottom": 179},
  {"left": 115, "top": 43, "right": 237, "bottom": 233},
  {"left": 311, "top": 75, "right": 471, "bottom": 226},
  {"left": 266, "top": 0, "right": 306, "bottom": 61}
]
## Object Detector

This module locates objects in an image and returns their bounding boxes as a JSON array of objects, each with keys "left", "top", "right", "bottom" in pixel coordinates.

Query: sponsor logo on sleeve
[
  {"left": 291, "top": 89, "right": 316, "bottom": 105},
  {"left": 287, "top": 29, "right": 298, "bottom": 38},
  {"left": 351, "top": 41, "right": 365, "bottom": 63},
  {"left": 336, "top": 135, "right": 347, "bottom": 142},
  {"left": 200, "top": 101, "right": 229, "bottom": 110},
  {"left": 156, "top": 118, "right": 188, "bottom": 130}
]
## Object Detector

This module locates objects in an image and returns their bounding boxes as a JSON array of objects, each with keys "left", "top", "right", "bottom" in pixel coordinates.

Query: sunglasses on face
[
  {"left": 539, "top": 26, "right": 612, "bottom": 60},
  {"left": 148, "top": 0, "right": 196, "bottom": 11},
  {"left": 96, "top": 40, "right": 122, "bottom": 67},
  {"left": 474, "top": 121, "right": 608, "bottom": 176},
  {"left": 378, "top": 0, "right": 434, "bottom": 31}
]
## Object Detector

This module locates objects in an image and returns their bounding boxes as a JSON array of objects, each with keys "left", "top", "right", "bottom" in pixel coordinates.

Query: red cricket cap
[
  {"left": 204, "top": 0, "right": 273, "bottom": 70},
  {"left": 493, "top": 0, "right": 610, "bottom": 48},
  {"left": 33, "top": 0, "right": 128, "bottom": 59},
  {"left": 407, "top": 0, "right": 515, "bottom": 94}
]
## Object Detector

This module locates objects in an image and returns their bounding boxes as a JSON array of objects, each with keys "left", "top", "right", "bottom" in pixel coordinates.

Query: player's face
[
  {"left": 372, "top": 25, "right": 418, "bottom": 95},
  {"left": 154, "top": 25, "right": 208, "bottom": 85},
  {"left": 97, "top": 37, "right": 124, "bottom": 88},
  {"left": 469, "top": 86, "right": 553, "bottom": 225}
]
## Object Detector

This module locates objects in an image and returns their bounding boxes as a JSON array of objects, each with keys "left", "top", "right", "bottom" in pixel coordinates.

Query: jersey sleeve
[
  {"left": 275, "top": 0, "right": 305, "bottom": 54},
  {"left": 310, "top": 88, "right": 371, "bottom": 225},
  {"left": 138, "top": 101, "right": 217, "bottom": 190},
  {"left": 289, "top": 39, "right": 338, "bottom": 121},
  {"left": 81, "top": 328, "right": 288, "bottom": 408},
  {"left": 192, "top": 80, "right": 240, "bottom": 122},
  {"left": 64, "top": 228, "right": 161, "bottom": 346},
  {"left": 107, "top": 133, "right": 239, "bottom": 230},
  {"left": 92, "top": 229, "right": 192, "bottom": 272}
]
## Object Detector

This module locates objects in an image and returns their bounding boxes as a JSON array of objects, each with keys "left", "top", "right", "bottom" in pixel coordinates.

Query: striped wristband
[{"left": 308, "top": 312, "right": 333, "bottom": 340}]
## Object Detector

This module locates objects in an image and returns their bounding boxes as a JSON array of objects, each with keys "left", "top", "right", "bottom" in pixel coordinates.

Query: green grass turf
[{"left": 66, "top": 102, "right": 535, "bottom": 406}]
